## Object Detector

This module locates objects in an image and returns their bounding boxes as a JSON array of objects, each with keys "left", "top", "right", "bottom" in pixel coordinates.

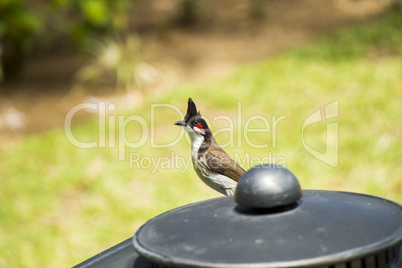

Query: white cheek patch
[{"left": 193, "top": 126, "right": 205, "bottom": 135}]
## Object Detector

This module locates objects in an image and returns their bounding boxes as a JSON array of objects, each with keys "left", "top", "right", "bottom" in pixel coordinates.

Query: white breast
[
  {"left": 185, "top": 126, "right": 237, "bottom": 196},
  {"left": 185, "top": 127, "right": 204, "bottom": 166}
]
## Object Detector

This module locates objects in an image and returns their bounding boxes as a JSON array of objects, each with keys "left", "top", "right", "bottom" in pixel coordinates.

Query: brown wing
[{"left": 203, "top": 143, "right": 246, "bottom": 181}]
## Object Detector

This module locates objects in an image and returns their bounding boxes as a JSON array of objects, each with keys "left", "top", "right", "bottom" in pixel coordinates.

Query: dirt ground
[{"left": 0, "top": 0, "right": 392, "bottom": 142}]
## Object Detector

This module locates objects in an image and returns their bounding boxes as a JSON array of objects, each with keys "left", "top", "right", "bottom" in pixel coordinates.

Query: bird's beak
[{"left": 174, "top": 121, "right": 185, "bottom": 126}]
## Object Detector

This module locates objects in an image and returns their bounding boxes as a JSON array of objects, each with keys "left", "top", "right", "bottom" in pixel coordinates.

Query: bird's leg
[{"left": 225, "top": 188, "right": 235, "bottom": 196}]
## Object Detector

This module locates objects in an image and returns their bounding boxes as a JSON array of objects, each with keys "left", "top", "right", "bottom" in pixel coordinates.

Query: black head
[{"left": 175, "top": 98, "right": 210, "bottom": 136}]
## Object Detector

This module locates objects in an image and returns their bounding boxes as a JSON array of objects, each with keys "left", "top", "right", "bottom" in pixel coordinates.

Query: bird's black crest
[{"left": 184, "top": 98, "right": 200, "bottom": 123}]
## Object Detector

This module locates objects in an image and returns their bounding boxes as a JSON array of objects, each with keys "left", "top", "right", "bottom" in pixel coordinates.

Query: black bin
[{"left": 75, "top": 164, "right": 402, "bottom": 268}]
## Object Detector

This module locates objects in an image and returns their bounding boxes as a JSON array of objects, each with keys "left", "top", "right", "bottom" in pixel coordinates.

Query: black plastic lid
[{"left": 133, "top": 165, "right": 402, "bottom": 267}]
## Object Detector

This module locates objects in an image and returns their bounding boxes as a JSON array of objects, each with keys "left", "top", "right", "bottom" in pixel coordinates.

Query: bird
[{"left": 175, "top": 98, "right": 246, "bottom": 196}]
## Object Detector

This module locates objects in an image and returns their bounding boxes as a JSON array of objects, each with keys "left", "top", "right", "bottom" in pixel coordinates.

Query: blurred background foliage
[
  {"left": 0, "top": 0, "right": 130, "bottom": 82},
  {"left": 0, "top": 0, "right": 276, "bottom": 85}
]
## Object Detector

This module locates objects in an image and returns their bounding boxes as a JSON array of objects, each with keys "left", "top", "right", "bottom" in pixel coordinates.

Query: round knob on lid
[{"left": 234, "top": 164, "right": 302, "bottom": 208}]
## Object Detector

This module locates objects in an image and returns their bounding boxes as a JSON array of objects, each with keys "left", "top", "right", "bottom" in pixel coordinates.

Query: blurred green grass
[{"left": 1, "top": 10, "right": 402, "bottom": 267}]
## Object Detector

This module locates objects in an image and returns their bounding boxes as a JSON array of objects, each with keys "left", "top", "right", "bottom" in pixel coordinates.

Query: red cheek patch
[{"left": 196, "top": 123, "right": 203, "bottom": 130}]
